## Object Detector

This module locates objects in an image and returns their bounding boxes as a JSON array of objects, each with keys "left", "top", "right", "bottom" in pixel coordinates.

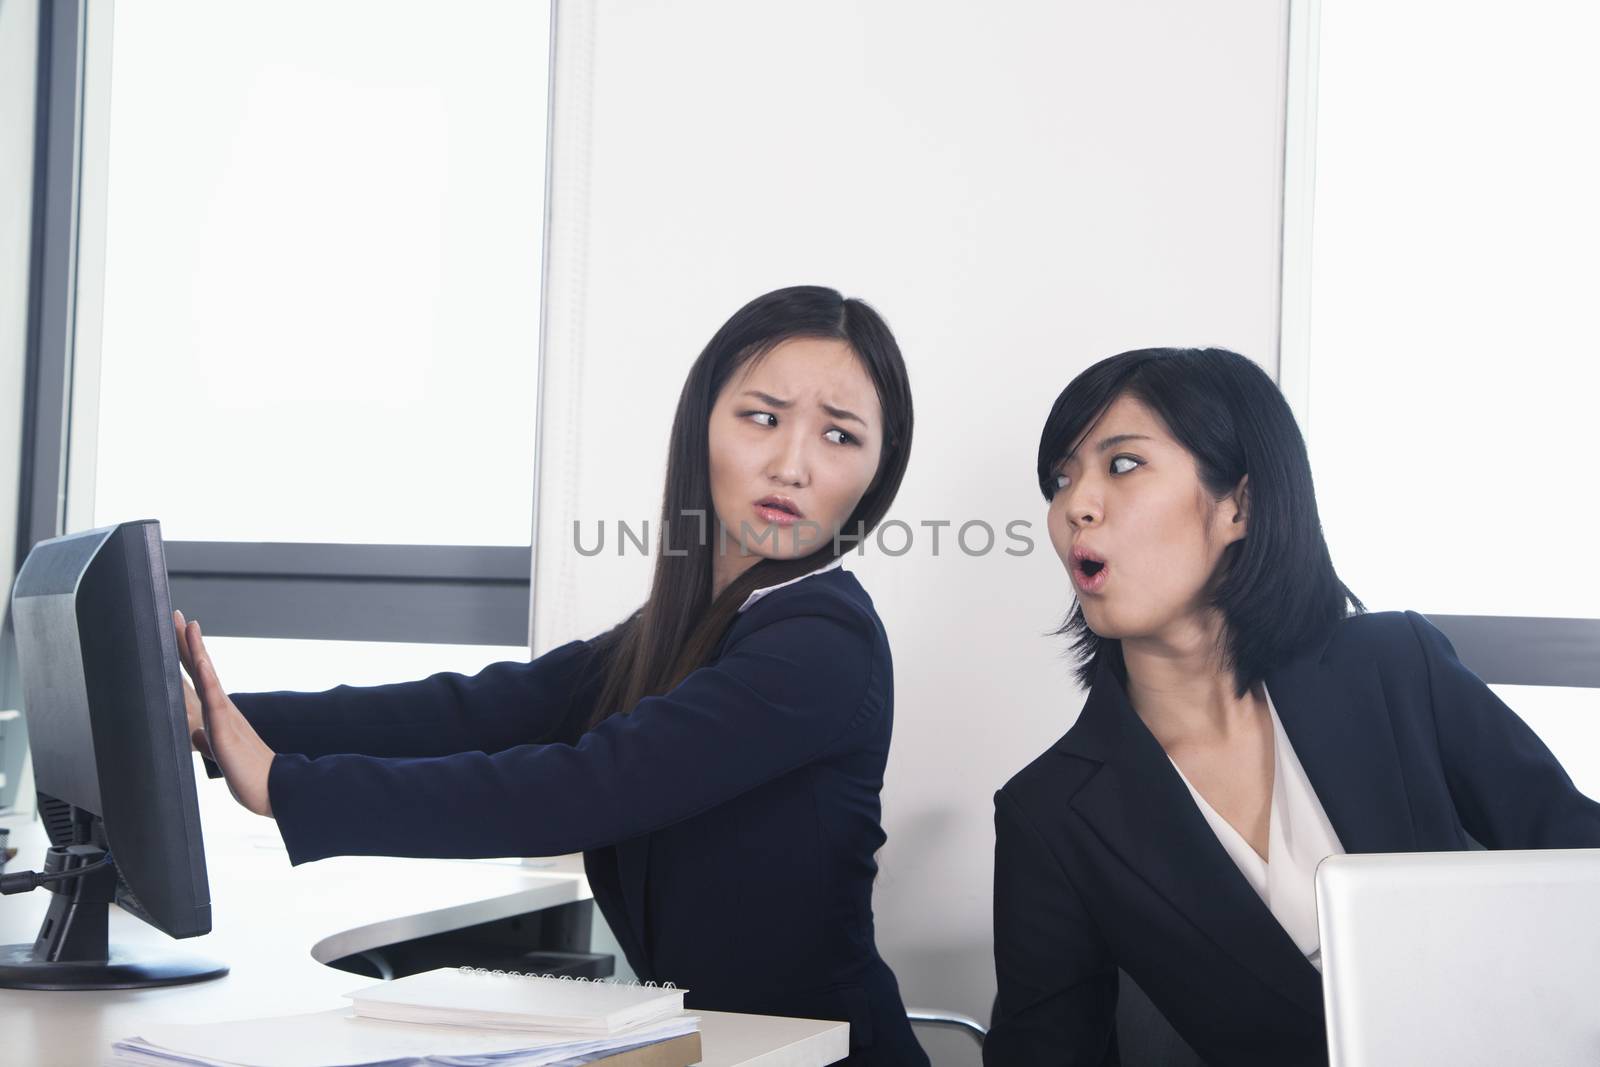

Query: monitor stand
[{"left": 0, "top": 845, "right": 228, "bottom": 990}]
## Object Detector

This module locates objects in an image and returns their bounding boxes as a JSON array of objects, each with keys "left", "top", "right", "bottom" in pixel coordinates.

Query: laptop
[{"left": 1317, "top": 849, "right": 1600, "bottom": 1066}]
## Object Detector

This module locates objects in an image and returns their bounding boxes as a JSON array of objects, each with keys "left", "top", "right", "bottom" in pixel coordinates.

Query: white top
[
  {"left": 1167, "top": 685, "right": 1345, "bottom": 971},
  {"left": 736, "top": 555, "right": 845, "bottom": 614}
]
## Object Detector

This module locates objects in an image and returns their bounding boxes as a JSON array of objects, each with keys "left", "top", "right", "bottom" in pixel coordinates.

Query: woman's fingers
[
  {"left": 181, "top": 619, "right": 274, "bottom": 816},
  {"left": 176, "top": 613, "right": 226, "bottom": 764},
  {"left": 182, "top": 675, "right": 213, "bottom": 760},
  {"left": 186, "top": 622, "right": 225, "bottom": 751},
  {"left": 187, "top": 620, "right": 228, "bottom": 711},
  {"left": 187, "top": 622, "right": 235, "bottom": 744},
  {"left": 173, "top": 609, "right": 194, "bottom": 672},
  {"left": 173, "top": 611, "right": 212, "bottom": 757}
]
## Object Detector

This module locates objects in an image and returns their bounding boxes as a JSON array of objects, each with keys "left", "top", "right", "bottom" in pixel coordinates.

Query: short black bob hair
[{"left": 1036, "top": 346, "right": 1364, "bottom": 697}]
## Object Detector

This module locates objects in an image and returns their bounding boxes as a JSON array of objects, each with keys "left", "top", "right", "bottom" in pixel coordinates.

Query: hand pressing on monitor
[
  {"left": 173, "top": 620, "right": 215, "bottom": 762},
  {"left": 173, "top": 609, "right": 276, "bottom": 818}
]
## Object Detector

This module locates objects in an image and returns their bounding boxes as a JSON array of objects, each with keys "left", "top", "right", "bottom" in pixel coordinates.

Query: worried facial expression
[
  {"left": 1046, "top": 393, "right": 1247, "bottom": 641},
  {"left": 707, "top": 337, "right": 884, "bottom": 562}
]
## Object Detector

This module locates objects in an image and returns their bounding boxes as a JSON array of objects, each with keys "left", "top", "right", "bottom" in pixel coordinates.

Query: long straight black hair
[
  {"left": 1036, "top": 347, "right": 1363, "bottom": 698},
  {"left": 586, "top": 285, "right": 913, "bottom": 728}
]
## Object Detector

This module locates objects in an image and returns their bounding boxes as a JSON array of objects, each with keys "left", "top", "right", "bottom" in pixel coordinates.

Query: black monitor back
[{"left": 12, "top": 519, "right": 211, "bottom": 939}]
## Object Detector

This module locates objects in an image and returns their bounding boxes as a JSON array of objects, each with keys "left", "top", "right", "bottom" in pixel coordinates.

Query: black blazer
[
  {"left": 225, "top": 567, "right": 928, "bottom": 1066},
  {"left": 985, "top": 610, "right": 1600, "bottom": 1066}
]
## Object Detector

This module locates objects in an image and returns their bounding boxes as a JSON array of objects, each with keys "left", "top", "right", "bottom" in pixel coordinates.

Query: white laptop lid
[{"left": 1317, "top": 849, "right": 1600, "bottom": 1067}]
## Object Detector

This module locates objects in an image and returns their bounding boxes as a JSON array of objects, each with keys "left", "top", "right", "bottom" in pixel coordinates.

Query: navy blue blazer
[
  {"left": 225, "top": 567, "right": 928, "bottom": 1066},
  {"left": 985, "top": 610, "right": 1600, "bottom": 1066}
]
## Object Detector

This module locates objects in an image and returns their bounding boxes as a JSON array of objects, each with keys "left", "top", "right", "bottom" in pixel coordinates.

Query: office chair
[
  {"left": 905, "top": 968, "right": 1205, "bottom": 1065},
  {"left": 906, "top": 1005, "right": 987, "bottom": 1050}
]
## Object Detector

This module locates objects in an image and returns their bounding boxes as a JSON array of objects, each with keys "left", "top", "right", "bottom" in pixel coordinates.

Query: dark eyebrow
[
  {"left": 821, "top": 403, "right": 866, "bottom": 428},
  {"left": 1095, "top": 433, "right": 1150, "bottom": 453},
  {"left": 743, "top": 390, "right": 793, "bottom": 409},
  {"left": 743, "top": 391, "right": 867, "bottom": 428}
]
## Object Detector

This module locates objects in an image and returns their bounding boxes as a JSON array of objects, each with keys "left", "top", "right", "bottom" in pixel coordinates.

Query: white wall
[{"left": 531, "top": 3, "right": 1291, "bottom": 1061}]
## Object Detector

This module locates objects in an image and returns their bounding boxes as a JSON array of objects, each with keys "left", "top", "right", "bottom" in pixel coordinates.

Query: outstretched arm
[
  {"left": 262, "top": 597, "right": 882, "bottom": 865},
  {"left": 174, "top": 610, "right": 597, "bottom": 763}
]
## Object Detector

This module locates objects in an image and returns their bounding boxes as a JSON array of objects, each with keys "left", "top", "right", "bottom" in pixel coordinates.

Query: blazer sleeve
[
  {"left": 264, "top": 598, "right": 879, "bottom": 865},
  {"left": 222, "top": 637, "right": 597, "bottom": 762},
  {"left": 1406, "top": 610, "right": 1600, "bottom": 849},
  {"left": 985, "top": 787, "right": 1120, "bottom": 1066}
]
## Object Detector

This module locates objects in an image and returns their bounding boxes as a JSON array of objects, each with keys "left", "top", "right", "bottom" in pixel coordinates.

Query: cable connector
[{"left": 0, "top": 849, "right": 114, "bottom": 895}]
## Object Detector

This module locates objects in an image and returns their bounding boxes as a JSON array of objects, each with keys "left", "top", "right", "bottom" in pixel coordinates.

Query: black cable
[{"left": 0, "top": 853, "right": 115, "bottom": 895}]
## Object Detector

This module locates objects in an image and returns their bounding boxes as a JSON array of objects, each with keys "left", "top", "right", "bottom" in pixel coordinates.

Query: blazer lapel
[
  {"left": 1062, "top": 654, "right": 1325, "bottom": 1018},
  {"left": 1265, "top": 646, "right": 1418, "bottom": 856}
]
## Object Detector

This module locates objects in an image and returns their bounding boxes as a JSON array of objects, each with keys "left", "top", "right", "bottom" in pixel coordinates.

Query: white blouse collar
[
  {"left": 1166, "top": 685, "right": 1346, "bottom": 971},
  {"left": 736, "top": 556, "right": 845, "bottom": 614}
]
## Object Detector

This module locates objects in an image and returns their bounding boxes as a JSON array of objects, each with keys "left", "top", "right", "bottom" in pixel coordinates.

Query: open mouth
[{"left": 1071, "top": 544, "right": 1109, "bottom": 590}]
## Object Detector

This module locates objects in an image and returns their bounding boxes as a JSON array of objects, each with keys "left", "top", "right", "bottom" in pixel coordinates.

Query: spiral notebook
[{"left": 344, "top": 967, "right": 690, "bottom": 1036}]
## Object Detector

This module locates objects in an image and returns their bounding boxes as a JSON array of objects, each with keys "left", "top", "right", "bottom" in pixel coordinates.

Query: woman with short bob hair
[{"left": 985, "top": 347, "right": 1600, "bottom": 1066}]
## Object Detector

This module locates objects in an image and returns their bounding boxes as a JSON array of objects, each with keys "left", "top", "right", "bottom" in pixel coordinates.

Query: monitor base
[
  {"left": 0, "top": 942, "right": 228, "bottom": 990},
  {"left": 0, "top": 842, "right": 228, "bottom": 990}
]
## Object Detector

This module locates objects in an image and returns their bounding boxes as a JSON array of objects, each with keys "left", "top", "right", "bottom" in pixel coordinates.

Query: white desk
[{"left": 0, "top": 813, "right": 848, "bottom": 1066}]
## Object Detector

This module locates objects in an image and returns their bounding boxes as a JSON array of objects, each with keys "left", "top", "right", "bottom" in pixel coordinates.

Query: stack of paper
[
  {"left": 109, "top": 1010, "right": 702, "bottom": 1067},
  {"left": 108, "top": 968, "right": 701, "bottom": 1067}
]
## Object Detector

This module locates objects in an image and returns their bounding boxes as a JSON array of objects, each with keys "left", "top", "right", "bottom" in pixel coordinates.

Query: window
[
  {"left": 4, "top": 1, "right": 556, "bottom": 813},
  {"left": 1301, "top": 0, "right": 1599, "bottom": 620},
  {"left": 70, "top": 0, "right": 555, "bottom": 657},
  {"left": 85, "top": 0, "right": 552, "bottom": 548},
  {"left": 1286, "top": 0, "right": 1599, "bottom": 785}
]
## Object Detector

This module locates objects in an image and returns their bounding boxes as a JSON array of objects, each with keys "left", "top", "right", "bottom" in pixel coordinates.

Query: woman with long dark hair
[
  {"left": 181, "top": 285, "right": 930, "bottom": 1064},
  {"left": 985, "top": 347, "right": 1600, "bottom": 1065}
]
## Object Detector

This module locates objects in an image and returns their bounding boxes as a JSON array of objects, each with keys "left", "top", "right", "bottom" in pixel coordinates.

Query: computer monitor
[
  {"left": 0, "top": 519, "right": 227, "bottom": 990},
  {"left": 1318, "top": 849, "right": 1600, "bottom": 1066}
]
